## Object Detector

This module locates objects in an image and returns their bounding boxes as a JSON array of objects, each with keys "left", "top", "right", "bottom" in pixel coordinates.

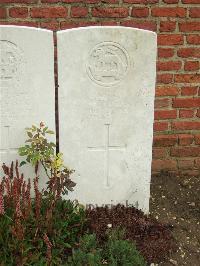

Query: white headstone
[
  {"left": 58, "top": 26, "right": 157, "bottom": 213},
  {"left": 0, "top": 26, "right": 55, "bottom": 186}
]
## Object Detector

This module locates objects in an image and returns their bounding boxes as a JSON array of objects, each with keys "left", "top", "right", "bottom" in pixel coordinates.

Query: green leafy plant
[
  {"left": 18, "top": 122, "right": 75, "bottom": 197},
  {"left": 104, "top": 228, "right": 147, "bottom": 266}
]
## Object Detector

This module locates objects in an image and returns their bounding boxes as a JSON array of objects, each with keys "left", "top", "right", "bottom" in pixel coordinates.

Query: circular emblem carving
[
  {"left": 0, "top": 40, "right": 23, "bottom": 85},
  {"left": 87, "top": 42, "right": 129, "bottom": 86}
]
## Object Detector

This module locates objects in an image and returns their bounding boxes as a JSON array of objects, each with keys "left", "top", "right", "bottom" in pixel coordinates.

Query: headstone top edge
[
  {"left": 0, "top": 25, "right": 53, "bottom": 34},
  {"left": 57, "top": 26, "right": 157, "bottom": 37}
]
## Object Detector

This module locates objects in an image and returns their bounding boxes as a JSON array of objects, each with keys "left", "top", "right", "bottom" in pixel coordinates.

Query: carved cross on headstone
[
  {"left": 88, "top": 124, "right": 126, "bottom": 188},
  {"left": 0, "top": 126, "right": 18, "bottom": 163}
]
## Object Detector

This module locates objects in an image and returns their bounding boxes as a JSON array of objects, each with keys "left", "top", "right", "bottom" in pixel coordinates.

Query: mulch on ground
[{"left": 86, "top": 204, "right": 176, "bottom": 264}]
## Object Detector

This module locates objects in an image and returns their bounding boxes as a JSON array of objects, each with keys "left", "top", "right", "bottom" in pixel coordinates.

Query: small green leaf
[
  {"left": 19, "top": 161, "right": 27, "bottom": 167},
  {"left": 27, "top": 132, "right": 33, "bottom": 138},
  {"left": 46, "top": 130, "right": 54, "bottom": 134}
]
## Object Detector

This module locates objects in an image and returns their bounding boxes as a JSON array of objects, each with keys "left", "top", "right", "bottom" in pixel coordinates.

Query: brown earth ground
[{"left": 150, "top": 172, "right": 200, "bottom": 266}]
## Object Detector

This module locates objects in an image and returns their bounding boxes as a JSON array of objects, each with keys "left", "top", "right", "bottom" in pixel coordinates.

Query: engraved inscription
[
  {"left": 0, "top": 40, "right": 23, "bottom": 86},
  {"left": 87, "top": 42, "right": 129, "bottom": 86},
  {"left": 88, "top": 124, "right": 126, "bottom": 188}
]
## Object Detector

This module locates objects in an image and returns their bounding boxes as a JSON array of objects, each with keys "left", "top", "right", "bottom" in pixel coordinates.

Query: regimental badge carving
[
  {"left": 0, "top": 40, "right": 23, "bottom": 86},
  {"left": 87, "top": 42, "right": 130, "bottom": 86}
]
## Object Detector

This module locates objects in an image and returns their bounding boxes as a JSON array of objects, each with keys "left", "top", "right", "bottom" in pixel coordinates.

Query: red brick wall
[{"left": 1, "top": 1, "right": 200, "bottom": 175}]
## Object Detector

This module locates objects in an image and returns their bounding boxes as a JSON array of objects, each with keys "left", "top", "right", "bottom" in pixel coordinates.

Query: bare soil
[{"left": 150, "top": 172, "right": 200, "bottom": 266}]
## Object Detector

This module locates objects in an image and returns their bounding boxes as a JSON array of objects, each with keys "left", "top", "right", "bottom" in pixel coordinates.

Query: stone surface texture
[
  {"left": 0, "top": 26, "right": 55, "bottom": 186},
  {"left": 58, "top": 26, "right": 157, "bottom": 213}
]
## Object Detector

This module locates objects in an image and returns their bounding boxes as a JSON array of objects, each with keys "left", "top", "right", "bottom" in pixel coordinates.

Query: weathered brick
[
  {"left": 131, "top": 8, "right": 149, "bottom": 17},
  {"left": 9, "top": 7, "right": 28, "bottom": 18},
  {"left": 172, "top": 121, "right": 200, "bottom": 130},
  {"left": 157, "top": 61, "right": 182, "bottom": 71},
  {"left": 177, "top": 48, "right": 200, "bottom": 58},
  {"left": 152, "top": 147, "right": 167, "bottom": 158},
  {"left": 178, "top": 159, "right": 194, "bottom": 169},
  {"left": 194, "top": 134, "right": 200, "bottom": 144},
  {"left": 175, "top": 74, "right": 200, "bottom": 83},
  {"left": 179, "top": 22, "right": 200, "bottom": 32},
  {"left": 71, "top": 7, "right": 88, "bottom": 18},
  {"left": 158, "top": 34, "right": 184, "bottom": 46},
  {"left": 92, "top": 7, "right": 128, "bottom": 18},
  {"left": 160, "top": 21, "right": 176, "bottom": 32},
  {"left": 155, "top": 98, "right": 170, "bottom": 109},
  {"left": 157, "top": 74, "right": 173, "bottom": 84},
  {"left": 184, "top": 61, "right": 199, "bottom": 71},
  {"left": 173, "top": 98, "right": 200, "bottom": 108},
  {"left": 154, "top": 110, "right": 177, "bottom": 120},
  {"left": 179, "top": 110, "right": 194, "bottom": 118},
  {"left": 196, "top": 109, "right": 200, "bottom": 118},
  {"left": 31, "top": 7, "right": 67, "bottom": 18},
  {"left": 190, "top": 8, "right": 200, "bottom": 18},
  {"left": 154, "top": 134, "right": 177, "bottom": 146},
  {"left": 152, "top": 7, "right": 186, "bottom": 17},
  {"left": 186, "top": 35, "right": 200, "bottom": 45},
  {"left": 178, "top": 134, "right": 194, "bottom": 145},
  {"left": 154, "top": 122, "right": 169, "bottom": 131},
  {"left": 121, "top": 21, "right": 156, "bottom": 31},
  {"left": 181, "top": 86, "right": 198, "bottom": 96},
  {"left": 171, "top": 147, "right": 200, "bottom": 157},
  {"left": 0, "top": 8, "right": 6, "bottom": 19},
  {"left": 158, "top": 48, "right": 174, "bottom": 58},
  {"left": 156, "top": 86, "right": 179, "bottom": 97},
  {"left": 152, "top": 159, "right": 177, "bottom": 171}
]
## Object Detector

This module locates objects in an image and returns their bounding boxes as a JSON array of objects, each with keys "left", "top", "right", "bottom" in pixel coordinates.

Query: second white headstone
[{"left": 58, "top": 26, "right": 157, "bottom": 213}]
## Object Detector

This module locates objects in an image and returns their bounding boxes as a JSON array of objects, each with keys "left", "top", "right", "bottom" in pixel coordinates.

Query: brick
[
  {"left": 0, "top": 8, "right": 6, "bottom": 19},
  {"left": 152, "top": 7, "right": 186, "bottom": 17},
  {"left": 121, "top": 21, "right": 156, "bottom": 31},
  {"left": 71, "top": 7, "right": 88, "bottom": 18},
  {"left": 92, "top": 8, "right": 128, "bottom": 18},
  {"left": 186, "top": 35, "right": 200, "bottom": 45},
  {"left": 60, "top": 21, "right": 99, "bottom": 29},
  {"left": 1, "top": 0, "right": 36, "bottom": 3},
  {"left": 171, "top": 147, "right": 200, "bottom": 157},
  {"left": 152, "top": 159, "right": 177, "bottom": 171},
  {"left": 173, "top": 98, "right": 200, "bottom": 108},
  {"left": 194, "top": 134, "right": 200, "bottom": 144},
  {"left": 175, "top": 74, "right": 200, "bottom": 83},
  {"left": 178, "top": 134, "right": 194, "bottom": 145},
  {"left": 160, "top": 21, "right": 176, "bottom": 32},
  {"left": 152, "top": 147, "right": 166, "bottom": 158},
  {"left": 184, "top": 61, "right": 199, "bottom": 71},
  {"left": 157, "top": 61, "right": 182, "bottom": 71},
  {"left": 179, "top": 22, "right": 200, "bottom": 32},
  {"left": 155, "top": 98, "right": 170, "bottom": 109},
  {"left": 158, "top": 34, "right": 183, "bottom": 46},
  {"left": 154, "top": 135, "right": 177, "bottom": 146},
  {"left": 157, "top": 74, "right": 173, "bottom": 84},
  {"left": 154, "top": 110, "right": 177, "bottom": 120},
  {"left": 156, "top": 86, "right": 179, "bottom": 97},
  {"left": 177, "top": 48, "right": 200, "bottom": 58},
  {"left": 0, "top": 21, "right": 38, "bottom": 27},
  {"left": 179, "top": 110, "right": 194, "bottom": 118},
  {"left": 163, "top": 0, "right": 179, "bottom": 2},
  {"left": 182, "top": 0, "right": 200, "bottom": 3},
  {"left": 124, "top": 0, "right": 158, "bottom": 3},
  {"left": 9, "top": 7, "right": 28, "bottom": 18},
  {"left": 181, "top": 86, "right": 198, "bottom": 96},
  {"left": 31, "top": 7, "right": 67, "bottom": 18},
  {"left": 195, "top": 158, "right": 200, "bottom": 169},
  {"left": 178, "top": 159, "right": 194, "bottom": 169},
  {"left": 40, "top": 21, "right": 60, "bottom": 31},
  {"left": 158, "top": 48, "right": 174, "bottom": 58},
  {"left": 172, "top": 121, "right": 200, "bottom": 130},
  {"left": 190, "top": 8, "right": 200, "bottom": 18},
  {"left": 154, "top": 122, "right": 169, "bottom": 131},
  {"left": 131, "top": 8, "right": 149, "bottom": 17}
]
